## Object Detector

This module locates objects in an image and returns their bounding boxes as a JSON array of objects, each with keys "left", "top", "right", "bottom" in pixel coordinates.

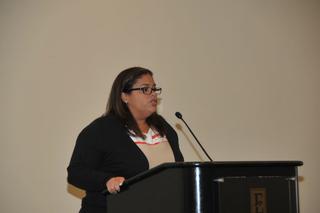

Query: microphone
[{"left": 175, "top": 112, "right": 213, "bottom": 162}]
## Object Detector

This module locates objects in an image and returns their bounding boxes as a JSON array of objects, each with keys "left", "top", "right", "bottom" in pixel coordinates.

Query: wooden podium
[{"left": 106, "top": 161, "right": 303, "bottom": 213}]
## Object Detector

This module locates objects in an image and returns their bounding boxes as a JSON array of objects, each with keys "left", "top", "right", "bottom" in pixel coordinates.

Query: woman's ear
[{"left": 121, "top": 92, "right": 128, "bottom": 104}]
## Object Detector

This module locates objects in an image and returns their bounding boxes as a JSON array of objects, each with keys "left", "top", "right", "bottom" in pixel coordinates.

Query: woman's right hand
[{"left": 106, "top": 177, "right": 125, "bottom": 194}]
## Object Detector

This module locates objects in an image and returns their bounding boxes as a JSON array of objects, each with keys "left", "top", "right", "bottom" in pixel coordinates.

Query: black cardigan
[{"left": 67, "top": 114, "right": 184, "bottom": 213}]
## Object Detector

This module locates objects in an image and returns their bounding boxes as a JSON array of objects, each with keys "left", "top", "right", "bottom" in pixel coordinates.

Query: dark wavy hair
[{"left": 105, "top": 67, "right": 166, "bottom": 138}]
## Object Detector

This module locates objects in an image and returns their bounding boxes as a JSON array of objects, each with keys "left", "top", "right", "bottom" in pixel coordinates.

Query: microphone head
[{"left": 175, "top": 112, "right": 183, "bottom": 119}]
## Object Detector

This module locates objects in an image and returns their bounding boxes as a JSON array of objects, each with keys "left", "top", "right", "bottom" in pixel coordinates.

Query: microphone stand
[{"left": 175, "top": 112, "right": 213, "bottom": 162}]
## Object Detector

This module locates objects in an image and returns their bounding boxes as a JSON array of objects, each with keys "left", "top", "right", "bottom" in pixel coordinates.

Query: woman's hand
[{"left": 106, "top": 177, "right": 125, "bottom": 194}]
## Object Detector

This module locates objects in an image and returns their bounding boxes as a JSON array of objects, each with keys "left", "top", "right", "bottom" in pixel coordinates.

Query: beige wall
[{"left": 1, "top": 0, "right": 319, "bottom": 212}]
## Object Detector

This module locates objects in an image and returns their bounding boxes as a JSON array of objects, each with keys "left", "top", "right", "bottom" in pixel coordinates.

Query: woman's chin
[{"left": 146, "top": 108, "right": 157, "bottom": 116}]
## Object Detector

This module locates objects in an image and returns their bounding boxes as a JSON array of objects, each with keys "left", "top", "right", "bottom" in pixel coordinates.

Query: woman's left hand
[{"left": 106, "top": 176, "right": 125, "bottom": 194}]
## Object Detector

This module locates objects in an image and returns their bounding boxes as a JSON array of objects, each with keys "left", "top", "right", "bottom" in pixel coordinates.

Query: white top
[{"left": 129, "top": 128, "right": 175, "bottom": 168}]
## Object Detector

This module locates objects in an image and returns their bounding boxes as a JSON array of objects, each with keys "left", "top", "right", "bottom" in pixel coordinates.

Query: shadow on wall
[
  {"left": 67, "top": 184, "right": 86, "bottom": 199},
  {"left": 175, "top": 123, "right": 205, "bottom": 161}
]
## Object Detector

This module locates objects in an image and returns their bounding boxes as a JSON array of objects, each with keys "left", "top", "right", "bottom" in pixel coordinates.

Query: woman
[{"left": 67, "top": 67, "right": 184, "bottom": 213}]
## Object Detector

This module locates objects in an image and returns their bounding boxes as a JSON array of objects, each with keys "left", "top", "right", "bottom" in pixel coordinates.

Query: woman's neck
[{"left": 136, "top": 119, "right": 149, "bottom": 133}]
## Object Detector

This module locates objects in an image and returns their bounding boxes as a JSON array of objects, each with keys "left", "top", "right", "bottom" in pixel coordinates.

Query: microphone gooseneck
[{"left": 175, "top": 112, "right": 213, "bottom": 162}]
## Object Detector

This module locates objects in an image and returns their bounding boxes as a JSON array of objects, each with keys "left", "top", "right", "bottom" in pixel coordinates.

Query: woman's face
[{"left": 122, "top": 74, "right": 158, "bottom": 120}]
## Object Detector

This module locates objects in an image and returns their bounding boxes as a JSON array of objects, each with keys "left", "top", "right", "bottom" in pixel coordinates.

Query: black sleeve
[
  {"left": 161, "top": 116, "right": 184, "bottom": 162},
  {"left": 170, "top": 128, "right": 184, "bottom": 162},
  {"left": 67, "top": 122, "right": 114, "bottom": 192}
]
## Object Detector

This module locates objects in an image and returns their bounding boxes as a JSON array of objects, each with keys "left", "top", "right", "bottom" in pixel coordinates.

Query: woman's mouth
[{"left": 151, "top": 99, "right": 157, "bottom": 106}]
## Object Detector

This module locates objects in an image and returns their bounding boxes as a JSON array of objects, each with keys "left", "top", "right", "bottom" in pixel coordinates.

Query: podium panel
[
  {"left": 214, "top": 176, "right": 298, "bottom": 213},
  {"left": 106, "top": 161, "right": 302, "bottom": 213}
]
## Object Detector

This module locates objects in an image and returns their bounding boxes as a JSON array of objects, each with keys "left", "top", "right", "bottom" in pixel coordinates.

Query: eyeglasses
[{"left": 127, "top": 86, "right": 162, "bottom": 95}]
